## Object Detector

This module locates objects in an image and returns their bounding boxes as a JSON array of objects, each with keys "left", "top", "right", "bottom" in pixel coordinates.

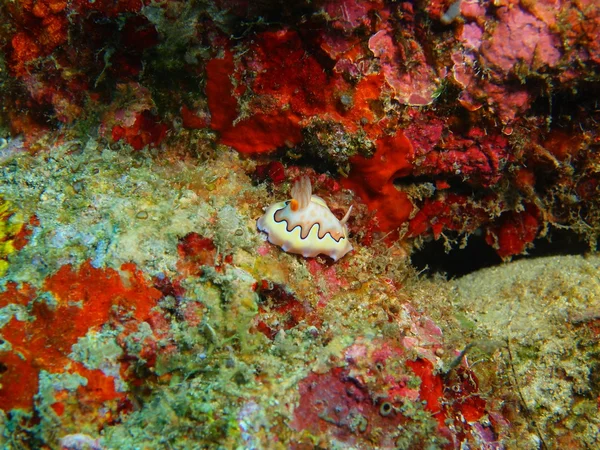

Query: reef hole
[{"left": 411, "top": 228, "right": 591, "bottom": 278}]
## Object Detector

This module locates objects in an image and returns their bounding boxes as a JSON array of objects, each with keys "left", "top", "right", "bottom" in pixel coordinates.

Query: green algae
[
  {"left": 0, "top": 137, "right": 257, "bottom": 285},
  {"left": 70, "top": 330, "right": 124, "bottom": 371}
]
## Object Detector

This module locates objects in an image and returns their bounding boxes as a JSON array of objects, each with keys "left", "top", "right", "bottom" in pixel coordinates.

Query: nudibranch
[{"left": 257, "top": 176, "right": 353, "bottom": 261}]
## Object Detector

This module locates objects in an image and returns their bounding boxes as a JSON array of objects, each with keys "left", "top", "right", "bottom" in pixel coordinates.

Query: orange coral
[
  {"left": 10, "top": 33, "right": 42, "bottom": 77},
  {"left": 111, "top": 110, "right": 169, "bottom": 151},
  {"left": 0, "top": 261, "right": 162, "bottom": 411},
  {"left": 8, "top": 0, "right": 68, "bottom": 77},
  {"left": 205, "top": 30, "right": 387, "bottom": 154},
  {"left": 485, "top": 206, "right": 540, "bottom": 258},
  {"left": 342, "top": 132, "right": 415, "bottom": 234},
  {"left": 206, "top": 50, "right": 303, "bottom": 153}
]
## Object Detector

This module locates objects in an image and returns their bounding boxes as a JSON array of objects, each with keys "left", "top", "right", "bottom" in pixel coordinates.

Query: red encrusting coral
[
  {"left": 250, "top": 30, "right": 333, "bottom": 116},
  {"left": 111, "top": 110, "right": 169, "bottom": 150},
  {"left": 485, "top": 205, "right": 541, "bottom": 258},
  {"left": 405, "top": 358, "right": 445, "bottom": 422},
  {"left": 181, "top": 105, "right": 210, "bottom": 129},
  {"left": 414, "top": 128, "right": 511, "bottom": 187},
  {"left": 48, "top": 361, "right": 128, "bottom": 429},
  {"left": 367, "top": 12, "right": 439, "bottom": 106},
  {"left": 443, "top": 365, "right": 487, "bottom": 423},
  {"left": 206, "top": 49, "right": 303, "bottom": 154},
  {"left": 0, "top": 261, "right": 162, "bottom": 411},
  {"left": 342, "top": 132, "right": 415, "bottom": 235},
  {"left": 254, "top": 161, "right": 287, "bottom": 185},
  {"left": 480, "top": 6, "right": 561, "bottom": 76},
  {"left": 291, "top": 367, "right": 408, "bottom": 446},
  {"left": 205, "top": 29, "right": 388, "bottom": 154},
  {"left": 7, "top": 0, "right": 69, "bottom": 77}
]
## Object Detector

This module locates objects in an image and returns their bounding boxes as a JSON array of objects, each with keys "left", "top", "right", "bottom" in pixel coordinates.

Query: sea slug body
[{"left": 257, "top": 176, "right": 353, "bottom": 261}]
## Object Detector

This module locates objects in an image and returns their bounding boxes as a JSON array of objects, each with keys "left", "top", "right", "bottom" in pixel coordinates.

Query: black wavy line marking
[{"left": 272, "top": 203, "right": 347, "bottom": 243}]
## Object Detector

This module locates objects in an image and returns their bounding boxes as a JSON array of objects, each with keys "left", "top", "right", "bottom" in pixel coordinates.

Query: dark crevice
[
  {"left": 411, "top": 228, "right": 591, "bottom": 279},
  {"left": 411, "top": 233, "right": 501, "bottom": 278}
]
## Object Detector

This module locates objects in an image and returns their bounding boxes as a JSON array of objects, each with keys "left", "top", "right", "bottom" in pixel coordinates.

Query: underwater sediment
[{"left": 0, "top": 0, "right": 599, "bottom": 449}]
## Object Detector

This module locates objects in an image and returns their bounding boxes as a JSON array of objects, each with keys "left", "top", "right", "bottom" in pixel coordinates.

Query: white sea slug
[{"left": 257, "top": 176, "right": 353, "bottom": 261}]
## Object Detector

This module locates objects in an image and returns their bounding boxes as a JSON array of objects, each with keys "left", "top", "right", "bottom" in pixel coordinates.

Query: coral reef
[
  {"left": 0, "top": 0, "right": 599, "bottom": 448},
  {"left": 0, "top": 135, "right": 597, "bottom": 448},
  {"left": 1, "top": 0, "right": 599, "bottom": 256}
]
